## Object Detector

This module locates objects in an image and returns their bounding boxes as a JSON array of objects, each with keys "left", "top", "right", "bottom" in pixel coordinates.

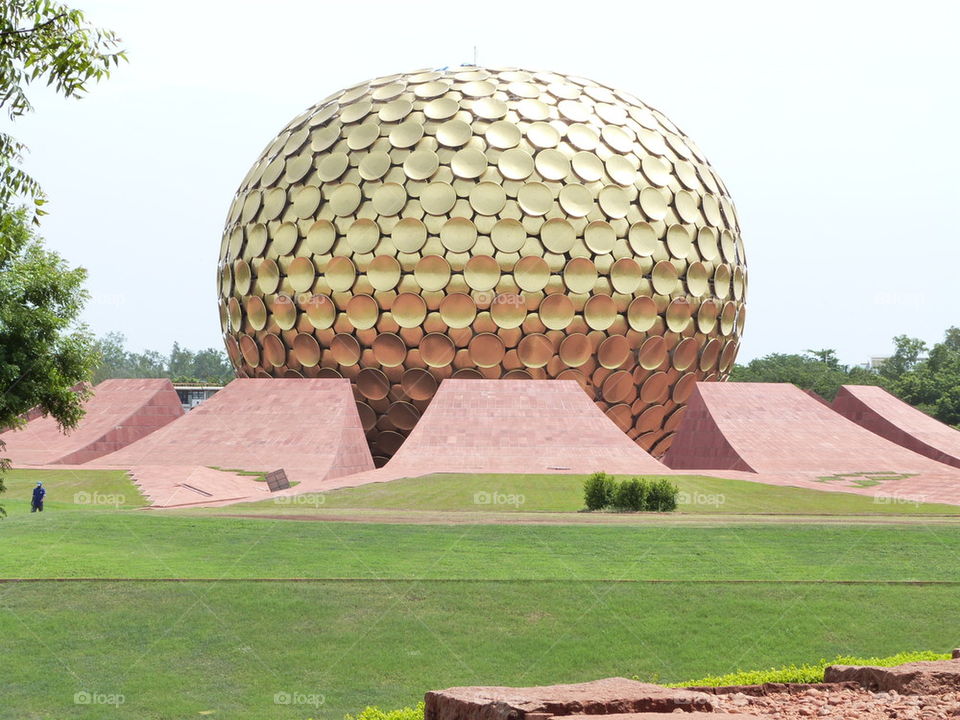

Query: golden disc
[
  {"left": 414, "top": 255, "right": 451, "bottom": 292},
  {"left": 627, "top": 296, "right": 657, "bottom": 332},
  {"left": 469, "top": 332, "right": 506, "bottom": 367},
  {"left": 539, "top": 294, "right": 575, "bottom": 330},
  {"left": 346, "top": 294, "right": 379, "bottom": 330},
  {"left": 720, "top": 301, "right": 737, "bottom": 336},
  {"left": 372, "top": 332, "right": 407, "bottom": 367},
  {"left": 652, "top": 260, "right": 679, "bottom": 295},
  {"left": 517, "top": 182, "right": 553, "bottom": 216},
  {"left": 605, "top": 403, "right": 633, "bottom": 432},
  {"left": 403, "top": 149, "right": 440, "bottom": 180},
  {"left": 372, "top": 183, "right": 408, "bottom": 216},
  {"left": 329, "top": 183, "right": 362, "bottom": 216},
  {"left": 584, "top": 221, "right": 616, "bottom": 255},
  {"left": 605, "top": 155, "right": 637, "bottom": 186},
  {"left": 304, "top": 293, "right": 335, "bottom": 329},
  {"left": 451, "top": 148, "right": 488, "bottom": 179},
  {"left": 392, "top": 292, "right": 428, "bottom": 327},
  {"left": 567, "top": 123, "right": 599, "bottom": 150},
  {"left": 700, "top": 337, "right": 722, "bottom": 371},
  {"left": 672, "top": 337, "right": 699, "bottom": 371},
  {"left": 291, "top": 185, "right": 321, "bottom": 218},
  {"left": 602, "top": 370, "right": 635, "bottom": 404},
  {"left": 610, "top": 258, "right": 642, "bottom": 294},
  {"left": 346, "top": 122, "right": 379, "bottom": 151},
  {"left": 672, "top": 371, "right": 697, "bottom": 404},
  {"left": 234, "top": 259, "right": 252, "bottom": 295},
  {"left": 379, "top": 98, "right": 413, "bottom": 122},
  {"left": 514, "top": 256, "right": 550, "bottom": 291},
  {"left": 666, "top": 224, "right": 692, "bottom": 259},
  {"left": 697, "top": 299, "right": 718, "bottom": 334},
  {"left": 420, "top": 332, "right": 456, "bottom": 367},
  {"left": 469, "top": 182, "right": 507, "bottom": 215},
  {"left": 639, "top": 335, "right": 666, "bottom": 370},
  {"left": 491, "top": 218, "right": 526, "bottom": 252},
  {"left": 421, "top": 182, "right": 457, "bottom": 215},
  {"left": 288, "top": 256, "right": 316, "bottom": 293},
  {"left": 666, "top": 298, "right": 692, "bottom": 332},
  {"left": 391, "top": 217, "right": 427, "bottom": 252},
  {"left": 389, "top": 120, "right": 424, "bottom": 148},
  {"left": 436, "top": 119, "right": 472, "bottom": 147},
  {"left": 262, "top": 333, "right": 287, "bottom": 367},
  {"left": 464, "top": 255, "right": 500, "bottom": 291},
  {"left": 473, "top": 96, "right": 508, "bottom": 119},
  {"left": 325, "top": 256, "right": 356, "bottom": 292},
  {"left": 257, "top": 258, "right": 280, "bottom": 294},
  {"left": 486, "top": 120, "right": 521, "bottom": 149},
  {"left": 498, "top": 148, "right": 534, "bottom": 180},
  {"left": 517, "top": 333, "right": 553, "bottom": 368},
  {"left": 558, "top": 184, "right": 594, "bottom": 217},
  {"left": 490, "top": 294, "right": 527, "bottom": 329},
  {"left": 439, "top": 293, "right": 477, "bottom": 328},
  {"left": 541, "top": 218, "right": 576, "bottom": 253},
  {"left": 292, "top": 332, "right": 322, "bottom": 367},
  {"left": 674, "top": 189, "right": 700, "bottom": 223},
  {"left": 639, "top": 186, "right": 667, "bottom": 221},
  {"left": 640, "top": 371, "right": 669, "bottom": 403},
  {"left": 598, "top": 186, "right": 629, "bottom": 219},
  {"left": 387, "top": 401, "right": 420, "bottom": 430},
  {"left": 535, "top": 149, "right": 570, "bottom": 181},
  {"left": 306, "top": 220, "right": 336, "bottom": 254},
  {"left": 270, "top": 294, "right": 297, "bottom": 330},
  {"left": 571, "top": 151, "right": 604, "bottom": 182},
  {"left": 598, "top": 335, "right": 631, "bottom": 369},
  {"left": 245, "top": 296, "right": 267, "bottom": 331},
  {"left": 330, "top": 333, "right": 361, "bottom": 366},
  {"left": 686, "top": 262, "right": 709, "bottom": 297},
  {"left": 368, "top": 255, "right": 401, "bottom": 291},
  {"left": 272, "top": 222, "right": 299, "bottom": 255},
  {"left": 357, "top": 367, "right": 391, "bottom": 400},
  {"left": 317, "top": 152, "right": 349, "bottom": 181},
  {"left": 563, "top": 257, "right": 597, "bottom": 294},
  {"left": 559, "top": 333, "right": 592, "bottom": 367},
  {"left": 714, "top": 264, "right": 731, "bottom": 299},
  {"left": 440, "top": 217, "right": 477, "bottom": 253},
  {"left": 526, "top": 121, "right": 560, "bottom": 148},
  {"left": 346, "top": 218, "right": 380, "bottom": 254},
  {"left": 239, "top": 334, "right": 259, "bottom": 366},
  {"left": 246, "top": 223, "right": 269, "bottom": 256},
  {"left": 584, "top": 294, "right": 617, "bottom": 330},
  {"left": 423, "top": 96, "right": 459, "bottom": 120}
]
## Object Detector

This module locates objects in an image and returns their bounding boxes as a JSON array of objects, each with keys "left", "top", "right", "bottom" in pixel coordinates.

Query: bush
[
  {"left": 668, "top": 650, "right": 950, "bottom": 687},
  {"left": 583, "top": 471, "right": 614, "bottom": 510},
  {"left": 345, "top": 702, "right": 425, "bottom": 720},
  {"left": 612, "top": 478, "right": 647, "bottom": 511},
  {"left": 645, "top": 478, "right": 679, "bottom": 511}
]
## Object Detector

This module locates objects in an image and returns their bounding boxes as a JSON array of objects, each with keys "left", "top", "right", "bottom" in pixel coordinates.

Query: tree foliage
[
  {"left": 0, "top": 206, "right": 96, "bottom": 430},
  {"left": 729, "top": 351, "right": 883, "bottom": 401},
  {"left": 0, "top": 0, "right": 125, "bottom": 215},
  {"left": 730, "top": 328, "right": 960, "bottom": 428},
  {"left": 93, "top": 333, "right": 235, "bottom": 385}
]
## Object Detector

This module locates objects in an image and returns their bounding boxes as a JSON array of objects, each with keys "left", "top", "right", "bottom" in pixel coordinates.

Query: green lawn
[
  {"left": 222, "top": 472, "right": 960, "bottom": 516},
  {"left": 2, "top": 580, "right": 957, "bottom": 719},
  {"left": 0, "top": 468, "right": 147, "bottom": 514},
  {"left": 3, "top": 511, "right": 960, "bottom": 580},
  {"left": 2, "top": 469, "right": 960, "bottom": 718}
]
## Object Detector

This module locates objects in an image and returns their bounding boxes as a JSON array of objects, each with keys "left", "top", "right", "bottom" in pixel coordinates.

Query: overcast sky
[{"left": 12, "top": 0, "right": 959, "bottom": 364}]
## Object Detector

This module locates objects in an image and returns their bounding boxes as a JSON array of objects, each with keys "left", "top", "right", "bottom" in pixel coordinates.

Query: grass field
[
  {"left": 2, "top": 468, "right": 959, "bottom": 718},
  {"left": 0, "top": 468, "right": 147, "bottom": 514},
  {"left": 224, "top": 472, "right": 960, "bottom": 516}
]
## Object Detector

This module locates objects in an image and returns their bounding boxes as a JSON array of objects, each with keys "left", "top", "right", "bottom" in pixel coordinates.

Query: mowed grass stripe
[
  {"left": 2, "top": 580, "right": 958, "bottom": 720},
  {"left": 3, "top": 512, "right": 960, "bottom": 581},
  {"left": 3, "top": 578, "right": 960, "bottom": 585}
]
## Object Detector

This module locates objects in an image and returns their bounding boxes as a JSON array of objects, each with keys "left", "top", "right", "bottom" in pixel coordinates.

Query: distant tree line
[
  {"left": 93, "top": 333, "right": 235, "bottom": 385},
  {"left": 730, "top": 327, "right": 960, "bottom": 428}
]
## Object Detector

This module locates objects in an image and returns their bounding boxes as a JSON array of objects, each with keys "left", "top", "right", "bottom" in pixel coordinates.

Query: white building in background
[{"left": 173, "top": 384, "right": 222, "bottom": 412}]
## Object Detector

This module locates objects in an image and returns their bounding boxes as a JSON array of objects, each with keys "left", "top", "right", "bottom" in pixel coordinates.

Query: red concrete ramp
[
  {"left": 0, "top": 379, "right": 183, "bottom": 465},
  {"left": 88, "top": 379, "right": 374, "bottom": 499},
  {"left": 384, "top": 379, "right": 667, "bottom": 476},
  {"left": 833, "top": 385, "right": 960, "bottom": 469},
  {"left": 663, "top": 383, "right": 960, "bottom": 494}
]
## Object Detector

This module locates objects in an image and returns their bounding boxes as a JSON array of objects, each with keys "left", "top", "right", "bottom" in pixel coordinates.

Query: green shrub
[
  {"left": 344, "top": 702, "right": 425, "bottom": 720},
  {"left": 612, "top": 477, "right": 647, "bottom": 511},
  {"left": 645, "top": 478, "right": 678, "bottom": 512},
  {"left": 583, "top": 471, "right": 614, "bottom": 510},
  {"left": 669, "top": 650, "right": 950, "bottom": 687}
]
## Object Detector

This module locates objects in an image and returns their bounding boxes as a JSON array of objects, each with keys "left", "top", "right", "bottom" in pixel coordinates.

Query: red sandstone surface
[
  {"left": 833, "top": 385, "right": 960, "bottom": 470},
  {"left": 663, "top": 382, "right": 960, "bottom": 504},
  {"left": 0, "top": 379, "right": 183, "bottom": 465},
  {"left": 87, "top": 378, "right": 374, "bottom": 506},
  {"left": 384, "top": 380, "right": 667, "bottom": 476}
]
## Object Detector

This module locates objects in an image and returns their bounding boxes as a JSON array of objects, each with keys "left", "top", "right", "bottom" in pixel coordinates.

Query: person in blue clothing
[{"left": 31, "top": 481, "right": 45, "bottom": 512}]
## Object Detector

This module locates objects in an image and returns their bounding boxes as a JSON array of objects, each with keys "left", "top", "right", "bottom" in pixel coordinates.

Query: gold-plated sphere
[{"left": 217, "top": 67, "right": 747, "bottom": 465}]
